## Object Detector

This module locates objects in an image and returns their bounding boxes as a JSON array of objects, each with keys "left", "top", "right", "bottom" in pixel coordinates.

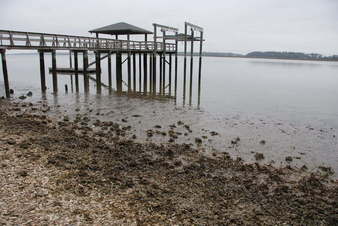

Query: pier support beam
[
  {"left": 138, "top": 53, "right": 142, "bottom": 92},
  {"left": 149, "top": 54, "right": 153, "bottom": 93},
  {"left": 108, "top": 53, "right": 112, "bottom": 90},
  {"left": 83, "top": 51, "right": 89, "bottom": 93},
  {"left": 133, "top": 53, "right": 136, "bottom": 92},
  {"left": 116, "top": 52, "right": 123, "bottom": 93},
  {"left": 159, "top": 54, "right": 162, "bottom": 95},
  {"left": 143, "top": 53, "right": 148, "bottom": 93},
  {"left": 74, "top": 51, "right": 79, "bottom": 92},
  {"left": 189, "top": 30, "right": 195, "bottom": 106},
  {"left": 38, "top": 50, "right": 46, "bottom": 92},
  {"left": 153, "top": 55, "right": 157, "bottom": 94},
  {"left": 95, "top": 51, "right": 101, "bottom": 93},
  {"left": 169, "top": 53, "right": 172, "bottom": 96},
  {"left": 51, "top": 50, "right": 58, "bottom": 93},
  {"left": 1, "top": 49, "right": 10, "bottom": 98}
]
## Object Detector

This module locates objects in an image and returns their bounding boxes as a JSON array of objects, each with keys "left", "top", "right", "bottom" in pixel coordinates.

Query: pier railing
[{"left": 0, "top": 30, "right": 176, "bottom": 52}]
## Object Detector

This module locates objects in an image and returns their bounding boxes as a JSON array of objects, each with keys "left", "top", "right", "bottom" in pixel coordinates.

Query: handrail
[{"left": 0, "top": 29, "right": 176, "bottom": 52}]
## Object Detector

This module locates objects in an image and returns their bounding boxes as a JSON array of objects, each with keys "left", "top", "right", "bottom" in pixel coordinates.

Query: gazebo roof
[{"left": 89, "top": 22, "right": 153, "bottom": 35}]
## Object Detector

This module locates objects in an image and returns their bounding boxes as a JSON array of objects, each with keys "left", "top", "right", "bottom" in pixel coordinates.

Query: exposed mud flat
[{"left": 0, "top": 100, "right": 337, "bottom": 225}]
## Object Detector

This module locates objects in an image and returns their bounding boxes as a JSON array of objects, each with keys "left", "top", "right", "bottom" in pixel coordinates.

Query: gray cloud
[{"left": 1, "top": 0, "right": 337, "bottom": 55}]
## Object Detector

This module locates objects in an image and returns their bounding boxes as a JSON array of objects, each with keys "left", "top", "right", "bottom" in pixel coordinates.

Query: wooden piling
[
  {"left": 149, "top": 54, "right": 153, "bottom": 93},
  {"left": 69, "top": 50, "right": 73, "bottom": 92},
  {"left": 169, "top": 53, "right": 172, "bottom": 96},
  {"left": 38, "top": 50, "right": 46, "bottom": 92},
  {"left": 198, "top": 32, "right": 204, "bottom": 108},
  {"left": 0, "top": 49, "right": 10, "bottom": 98},
  {"left": 108, "top": 53, "right": 112, "bottom": 90},
  {"left": 95, "top": 51, "right": 101, "bottom": 93},
  {"left": 127, "top": 35, "right": 131, "bottom": 92},
  {"left": 183, "top": 23, "right": 188, "bottom": 100},
  {"left": 159, "top": 53, "right": 162, "bottom": 94},
  {"left": 116, "top": 52, "right": 123, "bottom": 93},
  {"left": 51, "top": 50, "right": 58, "bottom": 93},
  {"left": 138, "top": 53, "right": 142, "bottom": 92},
  {"left": 153, "top": 54, "right": 157, "bottom": 94},
  {"left": 83, "top": 51, "right": 89, "bottom": 93},
  {"left": 162, "top": 31, "right": 166, "bottom": 95},
  {"left": 175, "top": 32, "right": 178, "bottom": 97},
  {"left": 143, "top": 53, "right": 148, "bottom": 93},
  {"left": 74, "top": 51, "right": 79, "bottom": 92},
  {"left": 133, "top": 53, "right": 136, "bottom": 92},
  {"left": 189, "top": 30, "right": 194, "bottom": 105}
]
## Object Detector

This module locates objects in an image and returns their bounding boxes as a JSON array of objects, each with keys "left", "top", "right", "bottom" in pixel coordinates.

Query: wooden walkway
[{"left": 0, "top": 30, "right": 176, "bottom": 53}]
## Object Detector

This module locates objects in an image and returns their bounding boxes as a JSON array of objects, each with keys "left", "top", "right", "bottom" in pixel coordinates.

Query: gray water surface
[{"left": 1, "top": 54, "right": 337, "bottom": 173}]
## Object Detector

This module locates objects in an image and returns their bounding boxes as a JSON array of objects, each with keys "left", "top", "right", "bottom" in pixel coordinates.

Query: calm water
[{"left": 1, "top": 54, "right": 337, "bottom": 172}]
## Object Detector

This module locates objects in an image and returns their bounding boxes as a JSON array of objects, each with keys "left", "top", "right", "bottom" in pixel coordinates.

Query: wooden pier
[{"left": 0, "top": 22, "right": 204, "bottom": 104}]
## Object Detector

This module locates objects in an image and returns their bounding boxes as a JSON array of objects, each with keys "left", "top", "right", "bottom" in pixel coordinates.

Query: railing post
[{"left": 1, "top": 49, "right": 10, "bottom": 98}]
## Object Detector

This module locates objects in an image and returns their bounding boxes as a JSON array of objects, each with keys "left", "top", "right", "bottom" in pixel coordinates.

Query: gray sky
[{"left": 1, "top": 0, "right": 338, "bottom": 55}]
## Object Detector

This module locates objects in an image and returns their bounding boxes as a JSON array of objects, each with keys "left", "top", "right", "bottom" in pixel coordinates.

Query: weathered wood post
[
  {"left": 159, "top": 53, "right": 162, "bottom": 94},
  {"left": 74, "top": 51, "right": 79, "bottom": 92},
  {"left": 138, "top": 53, "right": 142, "bottom": 92},
  {"left": 108, "top": 52, "right": 112, "bottom": 90},
  {"left": 175, "top": 31, "right": 178, "bottom": 97},
  {"left": 69, "top": 50, "right": 73, "bottom": 92},
  {"left": 38, "top": 50, "right": 46, "bottom": 92},
  {"left": 169, "top": 53, "right": 172, "bottom": 96},
  {"left": 83, "top": 50, "right": 89, "bottom": 93},
  {"left": 51, "top": 50, "right": 58, "bottom": 93},
  {"left": 153, "top": 54, "right": 157, "bottom": 94},
  {"left": 198, "top": 31, "right": 204, "bottom": 108},
  {"left": 149, "top": 54, "right": 153, "bottom": 93},
  {"left": 0, "top": 49, "right": 10, "bottom": 98},
  {"left": 189, "top": 29, "right": 194, "bottom": 106},
  {"left": 116, "top": 52, "right": 123, "bottom": 93},
  {"left": 183, "top": 23, "right": 188, "bottom": 100},
  {"left": 95, "top": 51, "right": 102, "bottom": 93},
  {"left": 127, "top": 34, "right": 131, "bottom": 92},
  {"left": 162, "top": 31, "right": 166, "bottom": 95},
  {"left": 143, "top": 34, "right": 148, "bottom": 93},
  {"left": 133, "top": 52, "right": 136, "bottom": 92}
]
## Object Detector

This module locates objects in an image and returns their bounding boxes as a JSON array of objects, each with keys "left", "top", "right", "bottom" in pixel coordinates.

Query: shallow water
[{"left": 1, "top": 54, "right": 337, "bottom": 173}]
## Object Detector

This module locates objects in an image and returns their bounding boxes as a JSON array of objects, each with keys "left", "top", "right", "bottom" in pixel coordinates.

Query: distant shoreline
[{"left": 8, "top": 52, "right": 338, "bottom": 63}]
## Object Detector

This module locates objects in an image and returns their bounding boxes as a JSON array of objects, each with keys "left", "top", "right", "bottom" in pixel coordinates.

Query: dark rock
[
  {"left": 26, "top": 91, "right": 33, "bottom": 97},
  {"left": 154, "top": 125, "right": 162, "bottom": 129},
  {"left": 17, "top": 170, "right": 28, "bottom": 177},
  {"left": 177, "top": 121, "right": 184, "bottom": 125},
  {"left": 285, "top": 156, "right": 293, "bottom": 162},
  {"left": 7, "top": 139, "right": 16, "bottom": 145},
  {"left": 210, "top": 131, "right": 219, "bottom": 136},
  {"left": 195, "top": 137, "right": 202, "bottom": 145},
  {"left": 254, "top": 153, "right": 265, "bottom": 161},
  {"left": 259, "top": 140, "right": 266, "bottom": 145},
  {"left": 121, "top": 119, "right": 128, "bottom": 123},
  {"left": 18, "top": 95, "right": 26, "bottom": 100},
  {"left": 9, "top": 89, "right": 14, "bottom": 94}
]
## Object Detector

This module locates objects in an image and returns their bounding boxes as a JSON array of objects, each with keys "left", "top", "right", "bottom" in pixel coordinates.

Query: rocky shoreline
[{"left": 0, "top": 100, "right": 337, "bottom": 225}]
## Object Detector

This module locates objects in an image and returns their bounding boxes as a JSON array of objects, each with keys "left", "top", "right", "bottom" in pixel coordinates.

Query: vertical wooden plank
[
  {"left": 133, "top": 52, "right": 136, "bottom": 92},
  {"left": 189, "top": 30, "right": 194, "bottom": 106},
  {"left": 116, "top": 52, "right": 123, "bottom": 93},
  {"left": 175, "top": 32, "right": 178, "bottom": 97},
  {"left": 38, "top": 50, "right": 46, "bottom": 92},
  {"left": 127, "top": 35, "right": 131, "bottom": 92},
  {"left": 138, "top": 53, "right": 142, "bottom": 92},
  {"left": 198, "top": 32, "right": 204, "bottom": 108},
  {"left": 149, "top": 54, "right": 153, "bottom": 93},
  {"left": 153, "top": 54, "right": 157, "bottom": 94},
  {"left": 159, "top": 53, "right": 162, "bottom": 95},
  {"left": 108, "top": 53, "right": 112, "bottom": 89},
  {"left": 83, "top": 50, "right": 89, "bottom": 93},
  {"left": 1, "top": 49, "right": 10, "bottom": 98},
  {"left": 162, "top": 31, "right": 166, "bottom": 95},
  {"left": 143, "top": 53, "right": 148, "bottom": 93},
  {"left": 74, "top": 51, "right": 79, "bottom": 92},
  {"left": 169, "top": 53, "right": 172, "bottom": 96},
  {"left": 52, "top": 50, "right": 58, "bottom": 93},
  {"left": 183, "top": 23, "right": 188, "bottom": 102},
  {"left": 95, "top": 51, "right": 101, "bottom": 93}
]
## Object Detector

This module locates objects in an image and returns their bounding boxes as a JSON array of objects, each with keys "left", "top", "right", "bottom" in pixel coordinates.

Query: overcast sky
[{"left": 1, "top": 0, "right": 338, "bottom": 55}]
